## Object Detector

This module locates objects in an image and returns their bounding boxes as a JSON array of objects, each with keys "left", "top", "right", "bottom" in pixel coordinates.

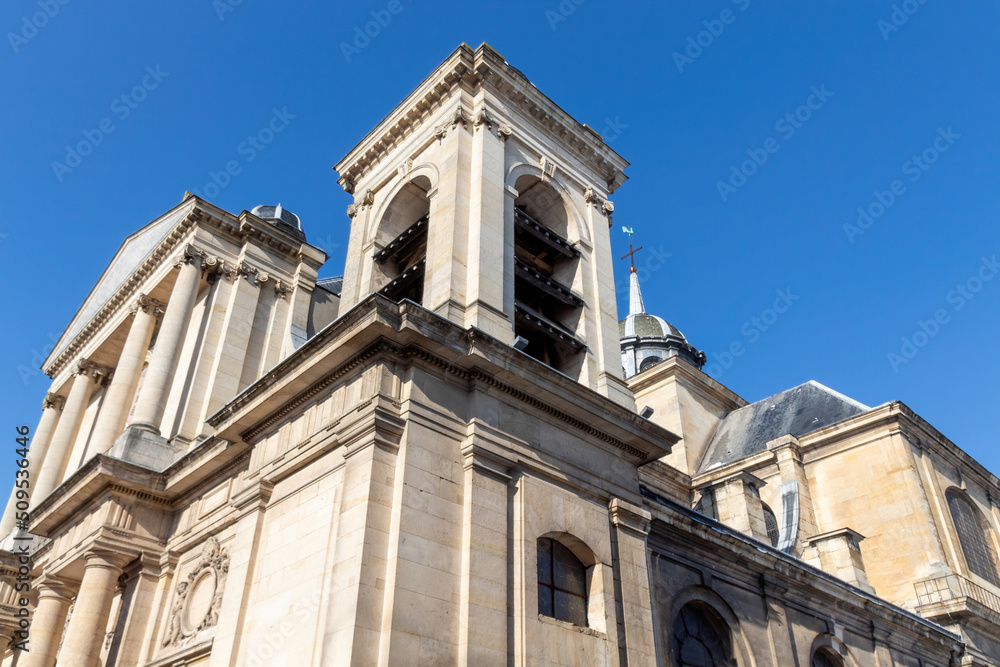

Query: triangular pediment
[{"left": 44, "top": 199, "right": 197, "bottom": 372}]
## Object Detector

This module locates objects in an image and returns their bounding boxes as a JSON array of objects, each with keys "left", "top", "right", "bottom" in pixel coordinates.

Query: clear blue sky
[{"left": 2, "top": 1, "right": 999, "bottom": 489}]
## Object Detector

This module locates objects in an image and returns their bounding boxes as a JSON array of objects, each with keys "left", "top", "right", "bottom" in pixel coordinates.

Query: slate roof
[
  {"left": 699, "top": 381, "right": 871, "bottom": 472},
  {"left": 316, "top": 276, "right": 344, "bottom": 296}
]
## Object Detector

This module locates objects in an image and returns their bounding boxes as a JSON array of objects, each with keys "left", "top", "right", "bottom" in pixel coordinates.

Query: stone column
[
  {"left": 0, "top": 394, "right": 64, "bottom": 536},
  {"left": 130, "top": 248, "right": 203, "bottom": 434},
  {"left": 58, "top": 550, "right": 130, "bottom": 667},
  {"left": 90, "top": 295, "right": 163, "bottom": 453},
  {"left": 456, "top": 437, "right": 512, "bottom": 666},
  {"left": 32, "top": 361, "right": 104, "bottom": 506},
  {"left": 609, "top": 499, "right": 657, "bottom": 667},
  {"left": 19, "top": 580, "right": 72, "bottom": 667}
]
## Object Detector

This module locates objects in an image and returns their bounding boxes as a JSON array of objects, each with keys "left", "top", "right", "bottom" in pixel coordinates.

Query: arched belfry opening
[
  {"left": 373, "top": 177, "right": 431, "bottom": 305},
  {"left": 512, "top": 175, "right": 586, "bottom": 375}
]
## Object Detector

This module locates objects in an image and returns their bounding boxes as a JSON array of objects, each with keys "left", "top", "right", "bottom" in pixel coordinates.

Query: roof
[
  {"left": 316, "top": 276, "right": 343, "bottom": 296},
  {"left": 699, "top": 381, "right": 870, "bottom": 472}
]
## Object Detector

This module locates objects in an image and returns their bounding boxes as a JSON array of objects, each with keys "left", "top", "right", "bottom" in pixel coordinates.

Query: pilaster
[
  {"left": 609, "top": 498, "right": 656, "bottom": 667},
  {"left": 456, "top": 434, "right": 513, "bottom": 666},
  {"left": 208, "top": 480, "right": 272, "bottom": 667},
  {"left": 698, "top": 471, "right": 770, "bottom": 543}
]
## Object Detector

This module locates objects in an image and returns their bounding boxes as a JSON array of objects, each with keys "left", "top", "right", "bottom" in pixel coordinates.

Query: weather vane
[{"left": 621, "top": 226, "right": 642, "bottom": 273}]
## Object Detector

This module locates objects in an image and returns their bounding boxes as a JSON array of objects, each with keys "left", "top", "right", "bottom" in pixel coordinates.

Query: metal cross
[{"left": 620, "top": 226, "right": 642, "bottom": 272}]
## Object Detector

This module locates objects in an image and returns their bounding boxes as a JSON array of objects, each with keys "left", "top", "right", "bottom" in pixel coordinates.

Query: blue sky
[{"left": 2, "top": 1, "right": 999, "bottom": 487}]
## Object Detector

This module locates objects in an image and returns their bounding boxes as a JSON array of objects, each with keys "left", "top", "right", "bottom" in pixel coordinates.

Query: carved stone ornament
[
  {"left": 540, "top": 156, "right": 557, "bottom": 184},
  {"left": 397, "top": 157, "right": 414, "bottom": 178},
  {"left": 173, "top": 244, "right": 206, "bottom": 269},
  {"left": 42, "top": 393, "right": 66, "bottom": 411},
  {"left": 132, "top": 294, "right": 166, "bottom": 317},
  {"left": 473, "top": 105, "right": 494, "bottom": 130},
  {"left": 346, "top": 203, "right": 359, "bottom": 218},
  {"left": 434, "top": 105, "right": 469, "bottom": 140},
  {"left": 162, "top": 537, "right": 230, "bottom": 647},
  {"left": 497, "top": 123, "right": 513, "bottom": 141}
]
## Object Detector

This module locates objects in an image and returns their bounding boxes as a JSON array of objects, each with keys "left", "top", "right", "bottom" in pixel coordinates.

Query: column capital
[
  {"left": 75, "top": 359, "right": 113, "bottom": 381},
  {"left": 174, "top": 244, "right": 205, "bottom": 268},
  {"left": 42, "top": 393, "right": 66, "bottom": 411},
  {"left": 132, "top": 294, "right": 166, "bottom": 317},
  {"left": 84, "top": 548, "right": 133, "bottom": 571},
  {"left": 34, "top": 576, "right": 74, "bottom": 601}
]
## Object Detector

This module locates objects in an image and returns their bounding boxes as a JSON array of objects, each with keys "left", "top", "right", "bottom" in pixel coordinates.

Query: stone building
[{"left": 0, "top": 43, "right": 997, "bottom": 666}]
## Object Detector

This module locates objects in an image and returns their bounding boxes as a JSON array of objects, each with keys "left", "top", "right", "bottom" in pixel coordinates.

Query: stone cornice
[
  {"left": 626, "top": 355, "right": 747, "bottom": 411},
  {"left": 796, "top": 401, "right": 1000, "bottom": 494},
  {"left": 43, "top": 197, "right": 320, "bottom": 379},
  {"left": 640, "top": 486, "right": 964, "bottom": 651},
  {"left": 208, "top": 294, "right": 676, "bottom": 464},
  {"left": 334, "top": 42, "right": 630, "bottom": 195}
]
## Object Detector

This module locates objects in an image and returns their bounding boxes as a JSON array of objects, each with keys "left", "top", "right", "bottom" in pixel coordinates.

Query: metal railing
[{"left": 915, "top": 573, "right": 1000, "bottom": 616}]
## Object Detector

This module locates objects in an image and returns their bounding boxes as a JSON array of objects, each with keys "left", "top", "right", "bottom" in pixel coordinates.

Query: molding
[
  {"left": 42, "top": 393, "right": 66, "bottom": 411},
  {"left": 162, "top": 536, "right": 229, "bottom": 648},
  {"left": 335, "top": 43, "right": 628, "bottom": 193}
]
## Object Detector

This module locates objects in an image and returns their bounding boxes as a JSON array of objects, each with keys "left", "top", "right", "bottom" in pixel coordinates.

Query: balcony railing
[{"left": 915, "top": 573, "right": 1000, "bottom": 618}]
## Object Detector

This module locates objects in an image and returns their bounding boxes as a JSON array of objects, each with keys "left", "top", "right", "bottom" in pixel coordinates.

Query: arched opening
[
  {"left": 762, "top": 502, "right": 780, "bottom": 548},
  {"left": 372, "top": 178, "right": 430, "bottom": 305},
  {"left": 512, "top": 175, "right": 584, "bottom": 375},
  {"left": 672, "top": 601, "right": 736, "bottom": 667},
  {"left": 537, "top": 536, "right": 589, "bottom": 627},
  {"left": 946, "top": 488, "right": 1000, "bottom": 586},
  {"left": 639, "top": 355, "right": 662, "bottom": 373},
  {"left": 812, "top": 647, "right": 845, "bottom": 667}
]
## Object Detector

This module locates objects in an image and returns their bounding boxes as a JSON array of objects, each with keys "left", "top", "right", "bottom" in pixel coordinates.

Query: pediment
[{"left": 44, "top": 200, "right": 196, "bottom": 373}]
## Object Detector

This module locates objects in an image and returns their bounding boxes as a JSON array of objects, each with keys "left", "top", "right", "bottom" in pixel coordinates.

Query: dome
[
  {"left": 619, "top": 313, "right": 685, "bottom": 339},
  {"left": 251, "top": 204, "right": 305, "bottom": 240},
  {"left": 619, "top": 262, "right": 706, "bottom": 378}
]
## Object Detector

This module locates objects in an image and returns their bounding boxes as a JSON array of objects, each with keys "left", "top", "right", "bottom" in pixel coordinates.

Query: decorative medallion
[{"left": 162, "top": 537, "right": 229, "bottom": 647}]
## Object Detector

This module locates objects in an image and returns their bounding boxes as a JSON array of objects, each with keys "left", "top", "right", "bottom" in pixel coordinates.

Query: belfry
[{"left": 0, "top": 43, "right": 996, "bottom": 667}]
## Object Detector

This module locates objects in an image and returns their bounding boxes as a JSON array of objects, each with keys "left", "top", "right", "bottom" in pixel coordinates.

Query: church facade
[{"left": 1, "top": 43, "right": 997, "bottom": 666}]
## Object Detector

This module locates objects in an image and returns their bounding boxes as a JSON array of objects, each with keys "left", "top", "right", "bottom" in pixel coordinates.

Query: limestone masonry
[{"left": 2, "top": 43, "right": 998, "bottom": 666}]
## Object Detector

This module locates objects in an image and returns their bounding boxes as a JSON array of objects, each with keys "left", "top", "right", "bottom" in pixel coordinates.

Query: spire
[
  {"left": 621, "top": 225, "right": 645, "bottom": 316},
  {"left": 629, "top": 269, "right": 645, "bottom": 316}
]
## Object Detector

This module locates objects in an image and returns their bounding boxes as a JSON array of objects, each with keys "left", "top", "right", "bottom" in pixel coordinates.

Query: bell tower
[{"left": 334, "top": 43, "right": 633, "bottom": 406}]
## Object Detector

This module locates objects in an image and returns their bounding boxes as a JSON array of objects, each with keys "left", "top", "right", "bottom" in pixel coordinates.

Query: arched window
[
  {"left": 946, "top": 490, "right": 1000, "bottom": 586},
  {"left": 537, "top": 537, "right": 588, "bottom": 626},
  {"left": 672, "top": 602, "right": 735, "bottom": 667},
  {"left": 762, "top": 502, "right": 780, "bottom": 548},
  {"left": 639, "top": 355, "right": 662, "bottom": 373},
  {"left": 812, "top": 647, "right": 845, "bottom": 667}
]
